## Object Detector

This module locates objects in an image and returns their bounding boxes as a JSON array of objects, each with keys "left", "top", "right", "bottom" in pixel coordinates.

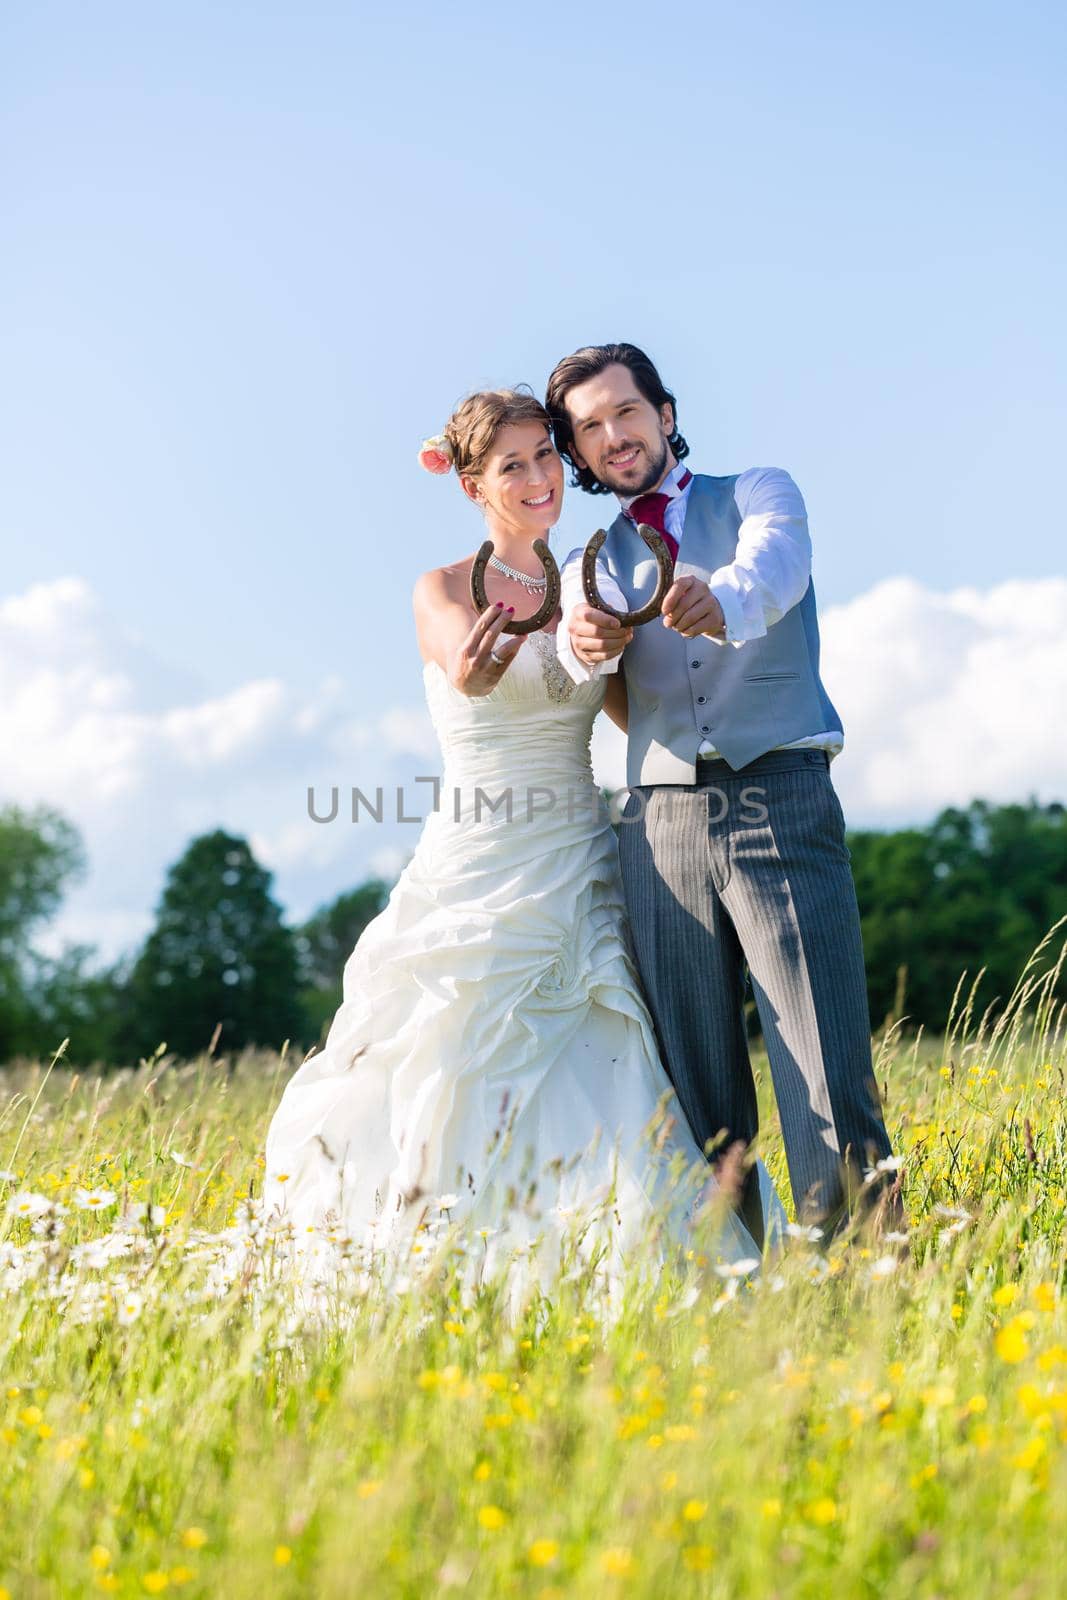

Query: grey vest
[{"left": 599, "top": 473, "right": 843, "bottom": 785}]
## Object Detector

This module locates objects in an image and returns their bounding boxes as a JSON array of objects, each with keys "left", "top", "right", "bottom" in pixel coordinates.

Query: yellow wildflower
[
  {"left": 1016, "top": 1384, "right": 1046, "bottom": 1419},
  {"left": 995, "top": 1320, "right": 1030, "bottom": 1365},
  {"left": 1013, "top": 1437, "right": 1047, "bottom": 1472},
  {"left": 528, "top": 1539, "right": 560, "bottom": 1567},
  {"left": 807, "top": 1497, "right": 837, "bottom": 1525}
]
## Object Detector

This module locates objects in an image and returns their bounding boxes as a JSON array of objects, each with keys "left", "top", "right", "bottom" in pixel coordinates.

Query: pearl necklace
[{"left": 487, "top": 553, "right": 548, "bottom": 593}]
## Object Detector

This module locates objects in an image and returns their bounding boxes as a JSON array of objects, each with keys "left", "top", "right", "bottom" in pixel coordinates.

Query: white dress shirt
[{"left": 555, "top": 463, "right": 843, "bottom": 760}]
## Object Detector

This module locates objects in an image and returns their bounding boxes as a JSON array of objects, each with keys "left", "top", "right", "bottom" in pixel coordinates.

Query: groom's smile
[{"left": 559, "top": 362, "right": 677, "bottom": 497}]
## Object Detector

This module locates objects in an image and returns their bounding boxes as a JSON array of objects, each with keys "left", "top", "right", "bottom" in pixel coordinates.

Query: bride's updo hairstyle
[{"left": 418, "top": 387, "right": 551, "bottom": 480}]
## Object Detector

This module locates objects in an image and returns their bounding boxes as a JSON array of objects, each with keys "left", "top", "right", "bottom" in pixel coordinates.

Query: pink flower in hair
[{"left": 418, "top": 434, "right": 454, "bottom": 475}]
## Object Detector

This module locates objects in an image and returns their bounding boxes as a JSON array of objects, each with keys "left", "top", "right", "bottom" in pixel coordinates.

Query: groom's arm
[
  {"left": 556, "top": 546, "right": 631, "bottom": 686},
  {"left": 703, "top": 467, "right": 813, "bottom": 647}
]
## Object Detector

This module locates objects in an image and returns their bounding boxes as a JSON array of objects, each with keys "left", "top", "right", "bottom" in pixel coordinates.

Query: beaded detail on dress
[{"left": 527, "top": 629, "right": 577, "bottom": 704}]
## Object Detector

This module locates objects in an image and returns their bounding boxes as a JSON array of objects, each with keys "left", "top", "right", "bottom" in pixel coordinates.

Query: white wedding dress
[{"left": 264, "top": 627, "right": 785, "bottom": 1283}]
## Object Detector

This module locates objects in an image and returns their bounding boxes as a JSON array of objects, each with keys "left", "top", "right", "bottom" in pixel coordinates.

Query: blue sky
[{"left": 2, "top": 2, "right": 1065, "bottom": 956}]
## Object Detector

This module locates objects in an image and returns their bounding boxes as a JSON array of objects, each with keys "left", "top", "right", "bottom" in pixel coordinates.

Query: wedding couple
[{"left": 264, "top": 342, "right": 899, "bottom": 1273}]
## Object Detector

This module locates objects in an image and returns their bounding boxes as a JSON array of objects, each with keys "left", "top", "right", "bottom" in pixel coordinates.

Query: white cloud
[
  {"left": 0, "top": 578, "right": 436, "bottom": 963},
  {"left": 161, "top": 681, "right": 288, "bottom": 767},
  {"left": 3, "top": 573, "right": 1064, "bottom": 965},
  {"left": 818, "top": 576, "right": 1067, "bottom": 824},
  {"left": 589, "top": 574, "right": 1067, "bottom": 827}
]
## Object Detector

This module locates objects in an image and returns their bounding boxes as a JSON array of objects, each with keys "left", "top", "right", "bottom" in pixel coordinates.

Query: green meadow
[{"left": 0, "top": 928, "right": 1064, "bottom": 1599}]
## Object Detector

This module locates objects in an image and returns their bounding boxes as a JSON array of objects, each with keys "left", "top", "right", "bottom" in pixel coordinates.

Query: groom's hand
[
  {"left": 662, "top": 576, "right": 727, "bottom": 640},
  {"left": 569, "top": 603, "right": 634, "bottom": 667}
]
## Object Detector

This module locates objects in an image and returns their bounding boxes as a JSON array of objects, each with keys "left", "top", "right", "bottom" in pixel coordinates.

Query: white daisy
[
  {"left": 117, "top": 1290, "right": 143, "bottom": 1325},
  {"left": 785, "top": 1222, "right": 824, "bottom": 1243},
  {"left": 713, "top": 1256, "right": 761, "bottom": 1279},
  {"left": 6, "top": 1191, "right": 51, "bottom": 1219}
]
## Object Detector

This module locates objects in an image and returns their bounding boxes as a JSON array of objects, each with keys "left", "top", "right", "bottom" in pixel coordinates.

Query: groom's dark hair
[{"left": 544, "top": 342, "right": 689, "bottom": 496}]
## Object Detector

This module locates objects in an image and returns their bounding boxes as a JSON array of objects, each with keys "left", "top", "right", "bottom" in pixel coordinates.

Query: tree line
[{"left": 0, "top": 795, "right": 1064, "bottom": 1068}]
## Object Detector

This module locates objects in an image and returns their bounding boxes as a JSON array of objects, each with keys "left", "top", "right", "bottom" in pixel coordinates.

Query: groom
[{"left": 547, "top": 342, "right": 898, "bottom": 1245}]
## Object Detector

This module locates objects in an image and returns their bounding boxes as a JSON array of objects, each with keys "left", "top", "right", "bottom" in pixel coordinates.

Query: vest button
[
  {"left": 696, "top": 695, "right": 706, "bottom": 704},
  {"left": 701, "top": 725, "right": 710, "bottom": 734},
  {"left": 690, "top": 660, "right": 701, "bottom": 669}
]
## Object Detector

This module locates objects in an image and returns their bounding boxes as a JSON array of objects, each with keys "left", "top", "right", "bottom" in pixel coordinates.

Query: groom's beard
[{"left": 593, "top": 435, "right": 671, "bottom": 498}]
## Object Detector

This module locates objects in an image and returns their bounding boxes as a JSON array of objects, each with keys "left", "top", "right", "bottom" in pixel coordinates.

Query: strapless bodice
[{"left": 423, "top": 630, "right": 606, "bottom": 801}]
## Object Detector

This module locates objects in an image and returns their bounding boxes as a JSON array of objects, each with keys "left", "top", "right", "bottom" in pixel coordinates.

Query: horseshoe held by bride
[
  {"left": 581, "top": 523, "right": 675, "bottom": 627},
  {"left": 469, "top": 538, "right": 562, "bottom": 634}
]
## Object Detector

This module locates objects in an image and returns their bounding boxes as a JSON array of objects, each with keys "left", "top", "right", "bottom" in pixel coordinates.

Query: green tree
[
  {"left": 295, "top": 879, "right": 390, "bottom": 1042},
  {"left": 25, "top": 943, "right": 128, "bottom": 1067},
  {"left": 125, "top": 830, "right": 303, "bottom": 1059},
  {"left": 850, "top": 799, "right": 1067, "bottom": 1032},
  {"left": 0, "top": 804, "right": 86, "bottom": 1062}
]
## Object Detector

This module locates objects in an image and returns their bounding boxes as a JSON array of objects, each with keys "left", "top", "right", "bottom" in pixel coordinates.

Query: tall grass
[{"left": 0, "top": 928, "right": 1064, "bottom": 1598}]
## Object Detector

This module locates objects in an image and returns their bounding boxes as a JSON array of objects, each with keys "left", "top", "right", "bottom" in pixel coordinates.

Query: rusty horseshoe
[
  {"left": 581, "top": 522, "right": 675, "bottom": 626},
  {"left": 469, "top": 538, "right": 561, "bottom": 634}
]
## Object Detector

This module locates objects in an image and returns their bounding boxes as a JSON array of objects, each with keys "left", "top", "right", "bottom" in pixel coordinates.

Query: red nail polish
[
  {"left": 495, "top": 601, "right": 503, "bottom": 608},
  {"left": 507, "top": 606, "right": 515, "bottom": 614}
]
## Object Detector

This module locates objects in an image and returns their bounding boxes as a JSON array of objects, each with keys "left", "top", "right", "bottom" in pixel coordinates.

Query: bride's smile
[{"left": 460, "top": 418, "right": 565, "bottom": 546}]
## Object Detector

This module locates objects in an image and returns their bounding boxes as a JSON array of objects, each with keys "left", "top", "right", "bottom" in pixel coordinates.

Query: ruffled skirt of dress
[{"left": 263, "top": 782, "right": 781, "bottom": 1290}]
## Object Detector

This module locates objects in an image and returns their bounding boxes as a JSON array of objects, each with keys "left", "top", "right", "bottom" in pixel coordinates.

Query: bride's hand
[{"left": 450, "top": 602, "right": 526, "bottom": 696}]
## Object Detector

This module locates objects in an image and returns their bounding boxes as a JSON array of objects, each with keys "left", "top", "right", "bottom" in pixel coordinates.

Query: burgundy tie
[{"left": 625, "top": 469, "right": 693, "bottom": 562}]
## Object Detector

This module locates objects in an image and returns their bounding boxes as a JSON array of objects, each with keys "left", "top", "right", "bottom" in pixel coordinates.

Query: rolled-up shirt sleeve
[
  {"left": 556, "top": 545, "right": 629, "bottom": 684},
  {"left": 705, "top": 467, "right": 813, "bottom": 647}
]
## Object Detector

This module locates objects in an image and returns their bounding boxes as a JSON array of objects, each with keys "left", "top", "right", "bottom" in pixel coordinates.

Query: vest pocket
[{"left": 742, "top": 671, "right": 801, "bottom": 683}]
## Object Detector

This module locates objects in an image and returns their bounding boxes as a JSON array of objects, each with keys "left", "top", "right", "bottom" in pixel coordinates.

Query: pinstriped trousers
[{"left": 617, "top": 748, "right": 894, "bottom": 1241}]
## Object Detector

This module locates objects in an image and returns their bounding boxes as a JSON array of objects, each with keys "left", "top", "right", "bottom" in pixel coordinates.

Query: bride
[{"left": 263, "top": 387, "right": 785, "bottom": 1280}]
